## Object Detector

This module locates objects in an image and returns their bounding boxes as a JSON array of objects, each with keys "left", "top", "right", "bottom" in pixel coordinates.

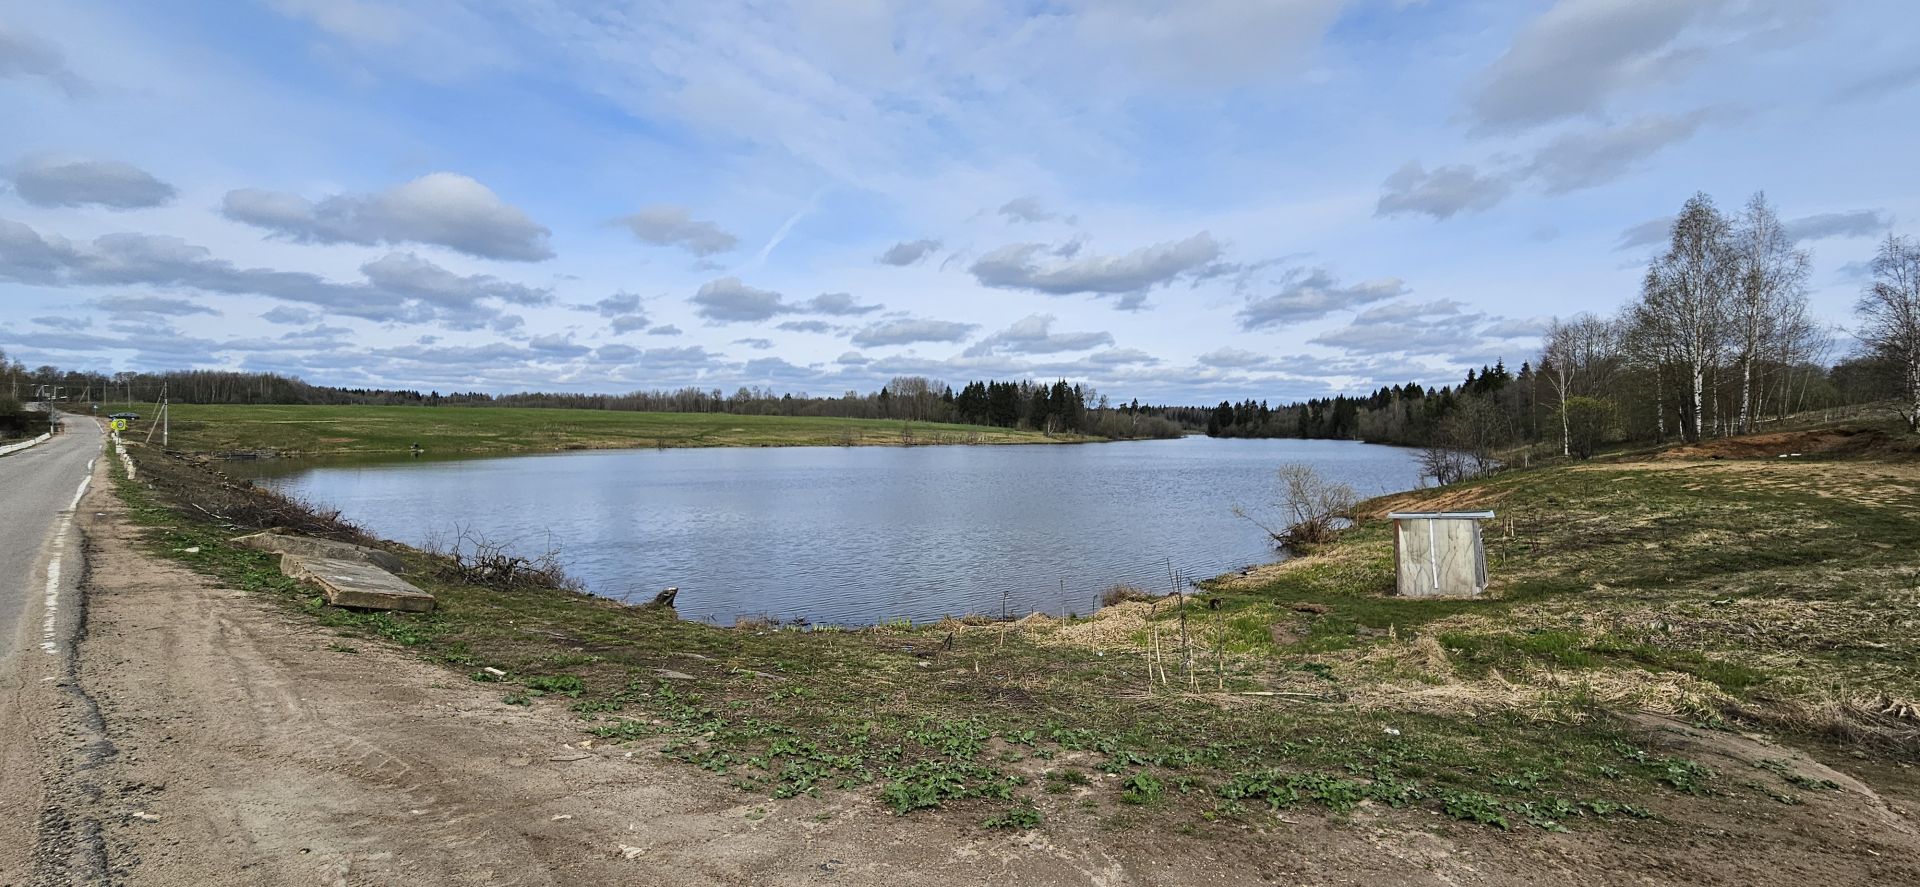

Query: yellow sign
[{"left": 110, "top": 418, "right": 128, "bottom": 432}]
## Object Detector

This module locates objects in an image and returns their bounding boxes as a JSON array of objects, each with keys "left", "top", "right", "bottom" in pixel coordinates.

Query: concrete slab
[
  {"left": 280, "top": 554, "right": 436, "bottom": 613},
  {"left": 234, "top": 531, "right": 408, "bottom": 575}
]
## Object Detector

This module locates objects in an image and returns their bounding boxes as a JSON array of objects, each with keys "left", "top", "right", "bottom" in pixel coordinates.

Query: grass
[
  {"left": 149, "top": 403, "right": 1084, "bottom": 456},
  {"left": 102, "top": 420, "right": 1920, "bottom": 837}
]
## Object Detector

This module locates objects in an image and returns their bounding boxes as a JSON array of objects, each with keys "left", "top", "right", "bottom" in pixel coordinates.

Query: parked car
[{"left": 109, "top": 412, "right": 140, "bottom": 420}]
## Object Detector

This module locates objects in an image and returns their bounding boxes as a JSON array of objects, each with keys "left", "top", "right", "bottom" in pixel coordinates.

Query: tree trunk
[
  {"left": 1738, "top": 359, "right": 1753, "bottom": 435},
  {"left": 1689, "top": 362, "right": 1705, "bottom": 443}
]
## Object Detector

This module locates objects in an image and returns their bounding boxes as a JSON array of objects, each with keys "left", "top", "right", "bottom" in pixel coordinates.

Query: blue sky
[{"left": 2, "top": 0, "right": 1915, "bottom": 403}]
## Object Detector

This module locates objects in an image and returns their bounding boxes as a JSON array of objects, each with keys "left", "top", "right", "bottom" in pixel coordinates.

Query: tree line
[
  {"left": 1203, "top": 191, "right": 1914, "bottom": 468},
  {"left": 0, "top": 355, "right": 1183, "bottom": 440}
]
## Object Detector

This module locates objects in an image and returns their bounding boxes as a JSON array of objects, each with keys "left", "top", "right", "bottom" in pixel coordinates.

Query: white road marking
[
  {"left": 41, "top": 520, "right": 71, "bottom": 655},
  {"left": 41, "top": 461, "right": 95, "bottom": 655}
]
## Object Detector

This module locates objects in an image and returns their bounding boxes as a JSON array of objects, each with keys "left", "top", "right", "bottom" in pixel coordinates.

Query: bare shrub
[
  {"left": 1419, "top": 446, "right": 1473, "bottom": 485},
  {"left": 429, "top": 525, "right": 581, "bottom": 592},
  {"left": 1235, "top": 463, "right": 1358, "bottom": 549},
  {"left": 1099, "top": 584, "right": 1152, "bottom": 607}
]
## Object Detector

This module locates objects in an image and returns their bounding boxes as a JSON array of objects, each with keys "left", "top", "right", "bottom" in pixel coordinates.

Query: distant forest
[{"left": 0, "top": 355, "right": 1185, "bottom": 441}]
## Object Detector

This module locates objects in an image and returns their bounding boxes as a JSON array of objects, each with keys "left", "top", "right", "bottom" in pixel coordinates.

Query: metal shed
[{"left": 1388, "top": 511, "right": 1494, "bottom": 598}]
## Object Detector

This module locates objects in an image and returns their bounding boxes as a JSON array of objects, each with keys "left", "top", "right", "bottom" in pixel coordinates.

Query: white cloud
[
  {"left": 1375, "top": 161, "right": 1512, "bottom": 220},
  {"left": 970, "top": 233, "right": 1223, "bottom": 300},
  {"left": 877, "top": 238, "right": 941, "bottom": 266},
  {"left": 617, "top": 205, "right": 738, "bottom": 256},
  {"left": 963, "top": 314, "right": 1113, "bottom": 356},
  {"left": 849, "top": 318, "right": 977, "bottom": 347},
  {"left": 10, "top": 155, "right": 175, "bottom": 209},
  {"left": 1467, "top": 0, "right": 1717, "bottom": 132},
  {"left": 222, "top": 173, "right": 553, "bottom": 261},
  {"left": 689, "top": 278, "right": 881, "bottom": 323},
  {"left": 1236, "top": 268, "right": 1407, "bottom": 330},
  {"left": 1526, "top": 111, "right": 1718, "bottom": 194}
]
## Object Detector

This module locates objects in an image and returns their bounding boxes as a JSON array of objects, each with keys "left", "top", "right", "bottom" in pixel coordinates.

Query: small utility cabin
[{"left": 1389, "top": 511, "right": 1494, "bottom": 598}]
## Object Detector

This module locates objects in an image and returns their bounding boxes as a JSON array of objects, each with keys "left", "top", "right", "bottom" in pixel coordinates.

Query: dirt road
[{"left": 9, "top": 456, "right": 1920, "bottom": 885}]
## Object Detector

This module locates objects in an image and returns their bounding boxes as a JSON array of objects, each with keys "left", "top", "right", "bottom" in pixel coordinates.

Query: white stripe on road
[
  {"left": 42, "top": 468, "right": 94, "bottom": 655},
  {"left": 40, "top": 520, "right": 70, "bottom": 655}
]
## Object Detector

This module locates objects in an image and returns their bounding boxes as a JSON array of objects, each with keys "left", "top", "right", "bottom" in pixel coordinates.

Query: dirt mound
[{"left": 1656, "top": 426, "right": 1911, "bottom": 461}]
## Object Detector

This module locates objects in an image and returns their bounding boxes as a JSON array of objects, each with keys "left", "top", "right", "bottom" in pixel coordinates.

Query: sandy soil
[{"left": 13, "top": 466, "right": 1920, "bottom": 885}]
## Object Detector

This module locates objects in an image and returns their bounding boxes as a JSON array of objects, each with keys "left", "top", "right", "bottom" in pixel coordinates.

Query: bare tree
[
  {"left": 1730, "top": 192, "right": 1811, "bottom": 433},
  {"left": 1233, "top": 463, "right": 1357, "bottom": 547},
  {"left": 1857, "top": 234, "right": 1920, "bottom": 432},
  {"left": 1636, "top": 193, "right": 1735, "bottom": 441},
  {"left": 1540, "top": 313, "right": 1621, "bottom": 456}
]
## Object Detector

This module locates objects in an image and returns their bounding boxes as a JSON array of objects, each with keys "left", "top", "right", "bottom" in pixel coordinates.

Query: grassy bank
[
  {"left": 106, "top": 423, "right": 1920, "bottom": 838},
  {"left": 142, "top": 403, "right": 1083, "bottom": 456}
]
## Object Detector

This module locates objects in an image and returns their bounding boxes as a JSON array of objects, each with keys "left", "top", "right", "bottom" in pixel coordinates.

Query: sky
[{"left": 1, "top": 0, "right": 1915, "bottom": 404}]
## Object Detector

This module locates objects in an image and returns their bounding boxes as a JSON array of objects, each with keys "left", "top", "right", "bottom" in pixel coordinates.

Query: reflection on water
[{"left": 235, "top": 436, "right": 1423, "bottom": 625}]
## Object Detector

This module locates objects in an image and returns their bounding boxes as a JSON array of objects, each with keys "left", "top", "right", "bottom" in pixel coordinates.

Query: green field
[{"left": 148, "top": 403, "right": 1078, "bottom": 455}]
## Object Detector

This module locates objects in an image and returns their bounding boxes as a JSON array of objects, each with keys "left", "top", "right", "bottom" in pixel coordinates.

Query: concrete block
[
  {"left": 233, "top": 531, "right": 408, "bottom": 575},
  {"left": 281, "top": 554, "right": 436, "bottom": 613}
]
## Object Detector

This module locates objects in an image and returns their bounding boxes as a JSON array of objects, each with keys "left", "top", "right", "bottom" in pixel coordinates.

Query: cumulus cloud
[
  {"left": 777, "top": 320, "right": 836, "bottom": 333},
  {"left": 91, "top": 294, "right": 218, "bottom": 316},
  {"left": 616, "top": 205, "right": 738, "bottom": 256},
  {"left": 32, "top": 314, "right": 90, "bottom": 330},
  {"left": 1480, "top": 317, "right": 1552, "bottom": 339},
  {"left": 689, "top": 277, "right": 790, "bottom": 322},
  {"left": 1614, "top": 215, "right": 1674, "bottom": 252},
  {"left": 849, "top": 318, "right": 977, "bottom": 347},
  {"left": 733, "top": 337, "right": 775, "bottom": 350},
  {"left": 261, "top": 305, "right": 321, "bottom": 325},
  {"left": 221, "top": 172, "right": 553, "bottom": 261},
  {"left": 1310, "top": 300, "right": 1489, "bottom": 356},
  {"left": 802, "top": 292, "right": 881, "bottom": 316},
  {"left": 1195, "top": 347, "right": 1273, "bottom": 368},
  {"left": 647, "top": 324, "right": 682, "bottom": 336},
  {"left": 360, "top": 251, "right": 550, "bottom": 308},
  {"left": 581, "top": 292, "right": 649, "bottom": 332},
  {"left": 1375, "top": 161, "right": 1511, "bottom": 220},
  {"left": 876, "top": 238, "right": 941, "bottom": 266},
  {"left": 963, "top": 314, "right": 1113, "bottom": 357},
  {"left": 0, "top": 217, "right": 550, "bottom": 327},
  {"left": 10, "top": 156, "right": 176, "bottom": 209},
  {"left": 527, "top": 333, "right": 591, "bottom": 357},
  {"left": 1466, "top": 0, "right": 1716, "bottom": 132},
  {"left": 1786, "top": 209, "right": 1892, "bottom": 242},
  {"left": 0, "top": 26, "right": 84, "bottom": 94},
  {"left": 583, "top": 292, "right": 643, "bottom": 316},
  {"left": 1526, "top": 111, "right": 1717, "bottom": 193},
  {"left": 690, "top": 277, "right": 880, "bottom": 323},
  {"left": 969, "top": 233, "right": 1222, "bottom": 301},
  {"left": 997, "top": 197, "right": 1056, "bottom": 223},
  {"left": 1235, "top": 268, "right": 1407, "bottom": 330}
]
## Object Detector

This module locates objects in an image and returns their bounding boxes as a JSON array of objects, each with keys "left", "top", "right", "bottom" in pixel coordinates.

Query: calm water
[{"left": 235, "top": 437, "right": 1422, "bottom": 625}]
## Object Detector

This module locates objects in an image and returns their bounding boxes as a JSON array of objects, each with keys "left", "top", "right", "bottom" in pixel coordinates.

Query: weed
[
  {"left": 1121, "top": 771, "right": 1164, "bottom": 805},
  {"left": 982, "top": 800, "right": 1043, "bottom": 830}
]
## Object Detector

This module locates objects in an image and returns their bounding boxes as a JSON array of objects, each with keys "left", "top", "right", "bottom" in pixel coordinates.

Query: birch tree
[
  {"left": 1856, "top": 233, "right": 1920, "bottom": 432},
  {"left": 1540, "top": 313, "right": 1621, "bottom": 456},
  {"left": 1637, "top": 194, "right": 1735, "bottom": 441},
  {"left": 1730, "top": 192, "right": 1810, "bottom": 433}
]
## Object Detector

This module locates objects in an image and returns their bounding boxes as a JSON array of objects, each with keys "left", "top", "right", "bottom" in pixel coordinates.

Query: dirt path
[{"left": 14, "top": 469, "right": 1920, "bottom": 885}]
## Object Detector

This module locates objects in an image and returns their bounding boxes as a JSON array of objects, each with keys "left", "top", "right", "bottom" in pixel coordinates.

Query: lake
[{"left": 234, "top": 437, "right": 1424, "bottom": 625}]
